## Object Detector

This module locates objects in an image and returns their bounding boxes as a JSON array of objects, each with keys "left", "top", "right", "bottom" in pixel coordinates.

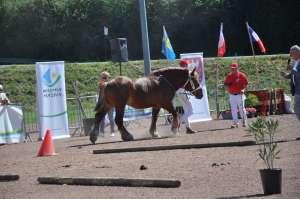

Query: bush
[{"left": 245, "top": 93, "right": 261, "bottom": 107}]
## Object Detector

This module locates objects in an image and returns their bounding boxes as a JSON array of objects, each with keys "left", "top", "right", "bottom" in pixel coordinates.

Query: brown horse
[{"left": 89, "top": 67, "right": 203, "bottom": 144}]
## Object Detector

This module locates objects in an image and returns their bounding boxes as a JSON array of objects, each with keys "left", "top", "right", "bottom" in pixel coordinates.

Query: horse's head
[{"left": 183, "top": 68, "right": 203, "bottom": 99}]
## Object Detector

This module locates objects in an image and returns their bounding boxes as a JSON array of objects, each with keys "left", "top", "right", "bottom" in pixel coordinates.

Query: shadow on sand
[
  {"left": 216, "top": 193, "right": 265, "bottom": 199},
  {"left": 68, "top": 136, "right": 172, "bottom": 148}
]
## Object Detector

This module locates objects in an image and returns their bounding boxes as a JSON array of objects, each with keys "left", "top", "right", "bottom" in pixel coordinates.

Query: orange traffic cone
[{"left": 38, "top": 129, "right": 56, "bottom": 156}]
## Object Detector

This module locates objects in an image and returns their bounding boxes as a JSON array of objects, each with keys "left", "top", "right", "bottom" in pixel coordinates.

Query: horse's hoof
[
  {"left": 89, "top": 136, "right": 97, "bottom": 144},
  {"left": 121, "top": 134, "right": 134, "bottom": 141},
  {"left": 151, "top": 132, "right": 161, "bottom": 138},
  {"left": 171, "top": 127, "right": 178, "bottom": 134}
]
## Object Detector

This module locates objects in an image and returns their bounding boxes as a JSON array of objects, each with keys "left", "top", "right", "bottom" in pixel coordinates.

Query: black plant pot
[{"left": 260, "top": 169, "right": 282, "bottom": 195}]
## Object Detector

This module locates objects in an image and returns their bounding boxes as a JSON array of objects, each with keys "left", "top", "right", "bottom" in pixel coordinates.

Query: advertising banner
[
  {"left": 36, "top": 61, "right": 69, "bottom": 139},
  {"left": 0, "top": 104, "right": 24, "bottom": 144},
  {"left": 123, "top": 106, "right": 152, "bottom": 121},
  {"left": 180, "top": 53, "right": 211, "bottom": 122}
]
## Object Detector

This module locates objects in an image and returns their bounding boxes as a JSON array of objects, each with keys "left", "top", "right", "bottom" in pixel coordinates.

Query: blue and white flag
[
  {"left": 161, "top": 26, "right": 176, "bottom": 61},
  {"left": 247, "top": 23, "right": 266, "bottom": 53}
]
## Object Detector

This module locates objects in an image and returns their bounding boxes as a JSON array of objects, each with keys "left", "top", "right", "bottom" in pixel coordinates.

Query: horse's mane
[
  {"left": 151, "top": 67, "right": 188, "bottom": 77},
  {"left": 151, "top": 67, "right": 200, "bottom": 83}
]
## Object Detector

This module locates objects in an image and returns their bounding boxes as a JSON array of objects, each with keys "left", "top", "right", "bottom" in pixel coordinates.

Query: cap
[
  {"left": 179, "top": 60, "right": 189, "bottom": 67},
  {"left": 230, "top": 63, "right": 238, "bottom": 69}
]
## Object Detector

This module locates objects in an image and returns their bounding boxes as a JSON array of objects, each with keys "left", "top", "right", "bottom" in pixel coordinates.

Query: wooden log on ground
[
  {"left": 37, "top": 177, "right": 181, "bottom": 188},
  {"left": 93, "top": 138, "right": 300, "bottom": 154},
  {"left": 93, "top": 140, "right": 256, "bottom": 154},
  {"left": 0, "top": 174, "right": 19, "bottom": 181}
]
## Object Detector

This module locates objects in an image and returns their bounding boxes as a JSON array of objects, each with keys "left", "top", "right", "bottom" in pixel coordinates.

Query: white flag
[{"left": 104, "top": 26, "right": 108, "bottom": 36}]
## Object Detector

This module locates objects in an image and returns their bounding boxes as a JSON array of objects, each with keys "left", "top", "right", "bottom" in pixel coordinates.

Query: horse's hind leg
[
  {"left": 149, "top": 108, "right": 161, "bottom": 138},
  {"left": 89, "top": 107, "right": 109, "bottom": 144},
  {"left": 162, "top": 103, "right": 179, "bottom": 134},
  {"left": 115, "top": 106, "right": 134, "bottom": 141}
]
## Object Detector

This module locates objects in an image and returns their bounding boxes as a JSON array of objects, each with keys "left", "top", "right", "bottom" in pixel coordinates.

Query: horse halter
[{"left": 182, "top": 73, "right": 202, "bottom": 94}]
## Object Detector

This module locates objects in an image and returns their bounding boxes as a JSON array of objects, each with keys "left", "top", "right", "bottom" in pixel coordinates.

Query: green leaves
[
  {"left": 245, "top": 93, "right": 261, "bottom": 107},
  {"left": 248, "top": 117, "right": 280, "bottom": 169}
]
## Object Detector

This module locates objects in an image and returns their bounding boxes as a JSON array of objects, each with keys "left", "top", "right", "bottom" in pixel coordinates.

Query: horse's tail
[
  {"left": 95, "top": 88, "right": 109, "bottom": 112},
  {"left": 94, "top": 94, "right": 103, "bottom": 111}
]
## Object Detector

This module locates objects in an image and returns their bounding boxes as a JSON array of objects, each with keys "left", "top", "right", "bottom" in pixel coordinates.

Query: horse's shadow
[
  {"left": 69, "top": 127, "right": 234, "bottom": 148},
  {"left": 69, "top": 136, "right": 172, "bottom": 148}
]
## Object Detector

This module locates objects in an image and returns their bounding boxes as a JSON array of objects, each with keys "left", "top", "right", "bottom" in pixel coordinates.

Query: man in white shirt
[{"left": 176, "top": 60, "right": 197, "bottom": 134}]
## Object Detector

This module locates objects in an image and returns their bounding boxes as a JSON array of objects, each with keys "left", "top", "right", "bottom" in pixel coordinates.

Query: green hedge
[{"left": 0, "top": 54, "right": 291, "bottom": 112}]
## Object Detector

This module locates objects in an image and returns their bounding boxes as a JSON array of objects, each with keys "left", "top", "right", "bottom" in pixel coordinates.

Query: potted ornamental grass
[{"left": 248, "top": 117, "right": 281, "bottom": 195}]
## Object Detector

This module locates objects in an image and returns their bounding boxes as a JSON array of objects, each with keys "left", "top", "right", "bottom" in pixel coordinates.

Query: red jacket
[{"left": 224, "top": 71, "right": 248, "bottom": 94}]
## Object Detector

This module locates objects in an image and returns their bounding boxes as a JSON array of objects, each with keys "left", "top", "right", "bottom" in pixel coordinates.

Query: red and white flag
[
  {"left": 247, "top": 24, "right": 266, "bottom": 53},
  {"left": 217, "top": 23, "right": 226, "bottom": 57}
]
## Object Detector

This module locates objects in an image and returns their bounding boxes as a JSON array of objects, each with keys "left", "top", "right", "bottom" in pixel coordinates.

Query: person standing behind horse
[
  {"left": 98, "top": 71, "right": 115, "bottom": 136},
  {"left": 224, "top": 63, "right": 248, "bottom": 128},
  {"left": 281, "top": 45, "right": 300, "bottom": 121},
  {"left": 176, "top": 60, "right": 197, "bottom": 134}
]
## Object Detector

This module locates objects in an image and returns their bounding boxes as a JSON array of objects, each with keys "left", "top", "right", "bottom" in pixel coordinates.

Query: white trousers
[
  {"left": 229, "top": 94, "right": 247, "bottom": 125},
  {"left": 177, "top": 89, "right": 193, "bottom": 128}
]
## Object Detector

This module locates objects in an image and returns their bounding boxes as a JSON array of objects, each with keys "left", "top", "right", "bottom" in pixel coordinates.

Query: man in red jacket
[{"left": 224, "top": 63, "right": 249, "bottom": 128}]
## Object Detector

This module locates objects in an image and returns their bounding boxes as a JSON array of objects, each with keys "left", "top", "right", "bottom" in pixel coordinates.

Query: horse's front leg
[
  {"left": 115, "top": 106, "right": 134, "bottom": 141},
  {"left": 90, "top": 108, "right": 108, "bottom": 144},
  {"left": 149, "top": 108, "right": 161, "bottom": 138},
  {"left": 163, "top": 103, "right": 179, "bottom": 134}
]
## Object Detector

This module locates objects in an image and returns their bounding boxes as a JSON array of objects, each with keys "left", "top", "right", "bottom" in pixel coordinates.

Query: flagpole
[
  {"left": 215, "top": 22, "right": 225, "bottom": 119},
  {"left": 215, "top": 58, "right": 220, "bottom": 119},
  {"left": 246, "top": 22, "right": 259, "bottom": 86},
  {"left": 138, "top": 0, "right": 151, "bottom": 76},
  {"left": 215, "top": 23, "right": 225, "bottom": 119}
]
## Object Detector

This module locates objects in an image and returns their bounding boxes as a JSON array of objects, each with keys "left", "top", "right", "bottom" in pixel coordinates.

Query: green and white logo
[{"left": 43, "top": 68, "right": 61, "bottom": 87}]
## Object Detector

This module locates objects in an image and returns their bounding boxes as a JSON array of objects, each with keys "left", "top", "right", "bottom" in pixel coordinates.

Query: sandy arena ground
[{"left": 0, "top": 114, "right": 300, "bottom": 199}]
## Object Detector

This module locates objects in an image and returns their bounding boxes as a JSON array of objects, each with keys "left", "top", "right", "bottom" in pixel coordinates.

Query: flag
[
  {"left": 247, "top": 24, "right": 266, "bottom": 53},
  {"left": 217, "top": 23, "right": 226, "bottom": 57},
  {"left": 161, "top": 26, "right": 176, "bottom": 61}
]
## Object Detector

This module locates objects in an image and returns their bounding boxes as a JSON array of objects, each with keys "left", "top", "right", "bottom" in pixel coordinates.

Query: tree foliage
[{"left": 0, "top": 0, "right": 299, "bottom": 61}]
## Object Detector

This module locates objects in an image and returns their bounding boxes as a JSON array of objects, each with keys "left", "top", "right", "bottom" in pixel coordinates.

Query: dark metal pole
[{"left": 138, "top": 0, "right": 151, "bottom": 76}]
